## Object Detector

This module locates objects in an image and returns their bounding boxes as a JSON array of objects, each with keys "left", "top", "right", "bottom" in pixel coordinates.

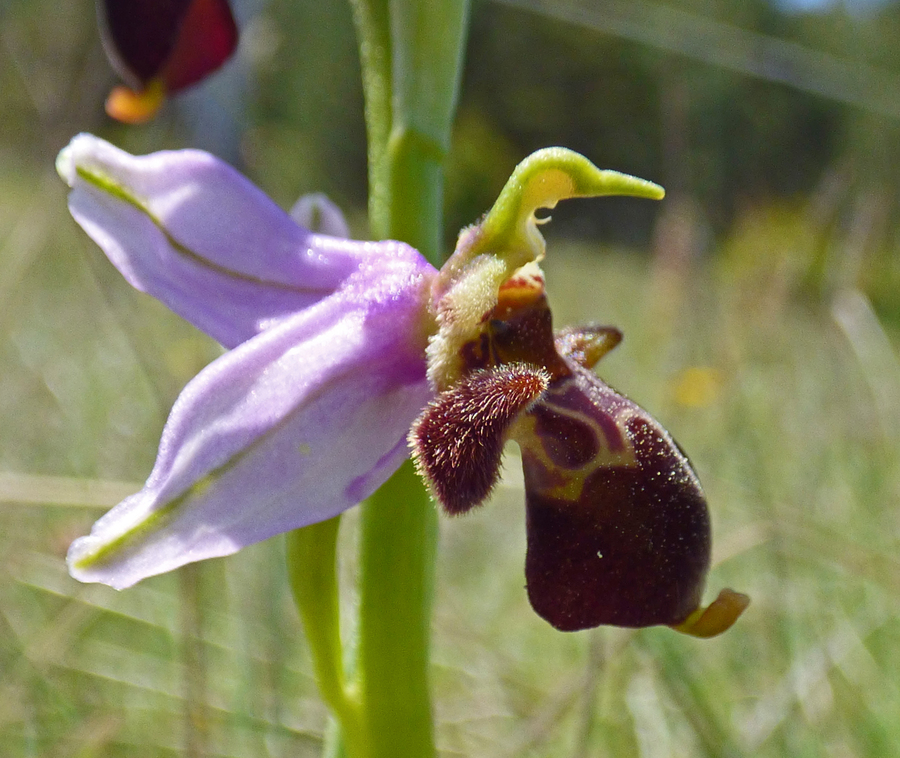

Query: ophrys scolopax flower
[{"left": 59, "top": 135, "right": 747, "bottom": 636}]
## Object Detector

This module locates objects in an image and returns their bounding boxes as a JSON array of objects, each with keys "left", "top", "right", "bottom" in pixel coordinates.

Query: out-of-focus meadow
[{"left": 3, "top": 0, "right": 900, "bottom": 755}]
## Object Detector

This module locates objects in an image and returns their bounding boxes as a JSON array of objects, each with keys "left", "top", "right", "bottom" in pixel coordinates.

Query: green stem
[
  {"left": 179, "top": 563, "right": 210, "bottom": 758},
  {"left": 348, "top": 0, "right": 392, "bottom": 235},
  {"left": 290, "top": 2, "right": 470, "bottom": 756},
  {"left": 357, "top": 461, "right": 438, "bottom": 757},
  {"left": 353, "top": 1, "right": 470, "bottom": 755},
  {"left": 385, "top": 124, "right": 444, "bottom": 262},
  {"left": 286, "top": 518, "right": 367, "bottom": 758}
]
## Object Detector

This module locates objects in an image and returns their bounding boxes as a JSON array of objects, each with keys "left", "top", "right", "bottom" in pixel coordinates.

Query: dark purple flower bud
[{"left": 97, "top": 0, "right": 238, "bottom": 122}]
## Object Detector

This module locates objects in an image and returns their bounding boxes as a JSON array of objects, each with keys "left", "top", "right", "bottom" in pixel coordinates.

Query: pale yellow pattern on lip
[{"left": 511, "top": 377, "right": 639, "bottom": 504}]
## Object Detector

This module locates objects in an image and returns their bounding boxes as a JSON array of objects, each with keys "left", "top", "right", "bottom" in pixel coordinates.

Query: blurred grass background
[{"left": 3, "top": 0, "right": 900, "bottom": 755}]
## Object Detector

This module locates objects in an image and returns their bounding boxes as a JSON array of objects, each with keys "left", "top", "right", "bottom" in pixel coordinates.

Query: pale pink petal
[
  {"left": 67, "top": 243, "right": 435, "bottom": 588},
  {"left": 58, "top": 134, "right": 378, "bottom": 347}
]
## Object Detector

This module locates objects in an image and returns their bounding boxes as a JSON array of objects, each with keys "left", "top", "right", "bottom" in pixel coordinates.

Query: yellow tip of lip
[
  {"left": 105, "top": 80, "right": 166, "bottom": 124},
  {"left": 672, "top": 588, "right": 751, "bottom": 638}
]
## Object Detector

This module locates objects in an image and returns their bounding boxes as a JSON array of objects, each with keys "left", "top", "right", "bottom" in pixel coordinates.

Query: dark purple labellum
[
  {"left": 418, "top": 258, "right": 747, "bottom": 634},
  {"left": 98, "top": 0, "right": 238, "bottom": 92},
  {"left": 519, "top": 364, "right": 710, "bottom": 631}
]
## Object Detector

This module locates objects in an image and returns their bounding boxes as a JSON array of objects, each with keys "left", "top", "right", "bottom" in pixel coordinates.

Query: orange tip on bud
[{"left": 105, "top": 80, "right": 166, "bottom": 124}]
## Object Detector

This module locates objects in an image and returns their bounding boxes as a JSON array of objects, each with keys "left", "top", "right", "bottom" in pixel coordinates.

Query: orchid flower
[{"left": 58, "top": 134, "right": 747, "bottom": 636}]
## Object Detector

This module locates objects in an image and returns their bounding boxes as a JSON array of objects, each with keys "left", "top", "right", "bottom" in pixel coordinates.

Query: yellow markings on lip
[
  {"left": 511, "top": 396, "right": 637, "bottom": 504},
  {"left": 298, "top": 443, "right": 311, "bottom": 456}
]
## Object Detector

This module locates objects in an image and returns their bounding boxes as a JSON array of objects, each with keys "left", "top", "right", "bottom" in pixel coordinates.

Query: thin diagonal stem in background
[
  {"left": 180, "top": 563, "right": 210, "bottom": 758},
  {"left": 287, "top": 518, "right": 368, "bottom": 758}
]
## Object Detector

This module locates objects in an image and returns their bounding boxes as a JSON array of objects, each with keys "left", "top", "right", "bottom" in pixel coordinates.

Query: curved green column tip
[{"left": 442, "top": 146, "right": 664, "bottom": 285}]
